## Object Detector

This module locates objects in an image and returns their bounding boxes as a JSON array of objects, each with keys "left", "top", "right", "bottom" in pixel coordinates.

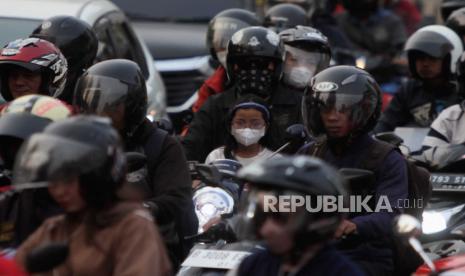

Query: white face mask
[
  {"left": 217, "top": 51, "right": 227, "bottom": 69},
  {"left": 231, "top": 127, "right": 265, "bottom": 146},
  {"left": 283, "top": 66, "right": 314, "bottom": 89}
]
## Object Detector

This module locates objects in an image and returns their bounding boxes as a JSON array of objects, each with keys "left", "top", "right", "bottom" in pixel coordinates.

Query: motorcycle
[{"left": 395, "top": 214, "right": 465, "bottom": 275}]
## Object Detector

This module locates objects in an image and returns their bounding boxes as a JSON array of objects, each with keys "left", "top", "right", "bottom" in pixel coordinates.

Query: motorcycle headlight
[
  {"left": 193, "top": 186, "right": 234, "bottom": 233},
  {"left": 422, "top": 204, "right": 465, "bottom": 234}
]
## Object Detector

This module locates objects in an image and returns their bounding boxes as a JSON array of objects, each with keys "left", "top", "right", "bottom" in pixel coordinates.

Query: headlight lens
[{"left": 422, "top": 204, "right": 465, "bottom": 234}]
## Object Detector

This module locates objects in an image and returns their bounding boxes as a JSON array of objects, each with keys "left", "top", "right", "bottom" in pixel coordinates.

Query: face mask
[
  {"left": 231, "top": 127, "right": 265, "bottom": 146},
  {"left": 283, "top": 66, "right": 314, "bottom": 89},
  {"left": 217, "top": 51, "right": 227, "bottom": 69}
]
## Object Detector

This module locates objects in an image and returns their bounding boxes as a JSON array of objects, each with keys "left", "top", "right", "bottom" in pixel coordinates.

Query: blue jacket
[{"left": 238, "top": 245, "right": 365, "bottom": 276}]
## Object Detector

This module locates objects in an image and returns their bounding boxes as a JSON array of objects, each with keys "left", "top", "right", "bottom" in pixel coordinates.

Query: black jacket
[
  {"left": 182, "top": 84, "right": 302, "bottom": 162},
  {"left": 374, "top": 79, "right": 461, "bottom": 133},
  {"left": 125, "top": 120, "right": 196, "bottom": 267}
]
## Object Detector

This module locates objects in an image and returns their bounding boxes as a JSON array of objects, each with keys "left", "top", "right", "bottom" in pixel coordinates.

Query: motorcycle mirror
[
  {"left": 373, "top": 132, "right": 404, "bottom": 147},
  {"left": 125, "top": 152, "right": 147, "bottom": 173},
  {"left": 393, "top": 214, "right": 437, "bottom": 273},
  {"left": 339, "top": 168, "right": 375, "bottom": 195},
  {"left": 286, "top": 124, "right": 306, "bottom": 139},
  {"left": 196, "top": 164, "right": 222, "bottom": 187},
  {"left": 25, "top": 242, "right": 69, "bottom": 273},
  {"left": 393, "top": 214, "right": 422, "bottom": 240}
]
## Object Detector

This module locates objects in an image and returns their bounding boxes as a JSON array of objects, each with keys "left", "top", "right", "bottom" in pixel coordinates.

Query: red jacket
[{"left": 192, "top": 66, "right": 227, "bottom": 113}]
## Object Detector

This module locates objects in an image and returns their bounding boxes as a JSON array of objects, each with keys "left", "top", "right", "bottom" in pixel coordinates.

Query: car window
[
  {"left": 93, "top": 12, "right": 149, "bottom": 79},
  {"left": 0, "top": 17, "right": 41, "bottom": 47},
  {"left": 111, "top": 0, "right": 253, "bottom": 22}
]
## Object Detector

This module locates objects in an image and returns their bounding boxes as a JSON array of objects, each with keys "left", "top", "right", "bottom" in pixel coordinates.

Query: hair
[{"left": 224, "top": 95, "right": 273, "bottom": 158}]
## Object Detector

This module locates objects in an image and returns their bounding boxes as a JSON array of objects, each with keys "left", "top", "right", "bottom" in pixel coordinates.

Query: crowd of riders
[{"left": 1, "top": 0, "right": 465, "bottom": 275}]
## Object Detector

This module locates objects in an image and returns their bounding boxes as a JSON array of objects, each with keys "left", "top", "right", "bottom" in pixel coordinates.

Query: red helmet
[{"left": 0, "top": 38, "right": 68, "bottom": 101}]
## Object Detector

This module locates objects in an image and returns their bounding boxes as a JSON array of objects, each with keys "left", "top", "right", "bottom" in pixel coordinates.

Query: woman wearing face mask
[
  {"left": 205, "top": 97, "right": 280, "bottom": 166},
  {"left": 279, "top": 26, "right": 332, "bottom": 92}
]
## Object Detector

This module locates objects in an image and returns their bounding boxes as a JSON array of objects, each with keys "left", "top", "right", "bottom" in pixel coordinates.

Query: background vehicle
[
  {"left": 0, "top": 0, "right": 167, "bottom": 121},
  {"left": 111, "top": 0, "right": 257, "bottom": 132}
]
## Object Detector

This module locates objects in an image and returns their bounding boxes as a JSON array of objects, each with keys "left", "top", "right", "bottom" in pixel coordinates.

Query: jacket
[
  {"left": 182, "top": 83, "right": 302, "bottom": 162},
  {"left": 125, "top": 120, "right": 197, "bottom": 266},
  {"left": 374, "top": 79, "right": 460, "bottom": 133},
  {"left": 15, "top": 201, "right": 172, "bottom": 276},
  {"left": 237, "top": 245, "right": 365, "bottom": 276},
  {"left": 192, "top": 66, "right": 227, "bottom": 113},
  {"left": 303, "top": 134, "right": 408, "bottom": 274}
]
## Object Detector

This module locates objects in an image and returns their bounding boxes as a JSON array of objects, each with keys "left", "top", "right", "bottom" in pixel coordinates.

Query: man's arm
[{"left": 351, "top": 151, "right": 408, "bottom": 239}]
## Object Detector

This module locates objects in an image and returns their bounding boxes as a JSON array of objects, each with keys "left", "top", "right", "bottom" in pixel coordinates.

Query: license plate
[
  {"left": 181, "top": 249, "right": 252, "bottom": 270},
  {"left": 431, "top": 173, "right": 465, "bottom": 191}
]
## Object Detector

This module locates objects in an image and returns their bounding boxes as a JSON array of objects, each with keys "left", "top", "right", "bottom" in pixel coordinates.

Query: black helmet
[
  {"left": 279, "top": 26, "right": 331, "bottom": 89},
  {"left": 226, "top": 26, "right": 284, "bottom": 97},
  {"left": 302, "top": 65, "right": 381, "bottom": 139},
  {"left": 73, "top": 59, "right": 147, "bottom": 138},
  {"left": 264, "top": 4, "right": 308, "bottom": 34},
  {"left": 441, "top": 0, "right": 465, "bottom": 21},
  {"left": 236, "top": 155, "right": 346, "bottom": 245},
  {"left": 446, "top": 7, "right": 465, "bottom": 46},
  {"left": 31, "top": 16, "right": 98, "bottom": 102},
  {"left": 342, "top": 0, "right": 379, "bottom": 18},
  {"left": 13, "top": 115, "right": 126, "bottom": 210},
  {"left": 206, "top": 9, "right": 260, "bottom": 68},
  {"left": 0, "top": 95, "right": 72, "bottom": 170},
  {"left": 266, "top": 0, "right": 337, "bottom": 18},
  {"left": 405, "top": 25, "right": 463, "bottom": 78}
]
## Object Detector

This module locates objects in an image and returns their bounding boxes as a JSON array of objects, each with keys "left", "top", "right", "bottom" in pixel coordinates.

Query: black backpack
[
  {"left": 360, "top": 139, "right": 431, "bottom": 220},
  {"left": 306, "top": 139, "right": 431, "bottom": 220}
]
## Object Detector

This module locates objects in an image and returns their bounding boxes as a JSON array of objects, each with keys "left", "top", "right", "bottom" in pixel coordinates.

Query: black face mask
[{"left": 234, "top": 60, "right": 276, "bottom": 98}]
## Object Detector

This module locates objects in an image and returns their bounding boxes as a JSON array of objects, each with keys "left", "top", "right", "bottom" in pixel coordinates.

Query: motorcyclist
[
  {"left": 190, "top": 9, "right": 260, "bottom": 114},
  {"left": 182, "top": 26, "right": 302, "bottom": 162},
  {"left": 73, "top": 59, "right": 197, "bottom": 268},
  {"left": 441, "top": 0, "right": 465, "bottom": 22},
  {"left": 0, "top": 95, "right": 72, "bottom": 248},
  {"left": 336, "top": 0, "right": 407, "bottom": 83},
  {"left": 13, "top": 115, "right": 171, "bottom": 275},
  {"left": 446, "top": 7, "right": 465, "bottom": 47},
  {"left": 279, "top": 26, "right": 331, "bottom": 91},
  {"left": 30, "top": 16, "right": 98, "bottom": 104},
  {"left": 301, "top": 65, "right": 408, "bottom": 275},
  {"left": 374, "top": 25, "right": 463, "bottom": 133},
  {"left": 421, "top": 52, "right": 465, "bottom": 167},
  {"left": 233, "top": 156, "right": 365, "bottom": 276},
  {"left": 263, "top": 3, "right": 308, "bottom": 34},
  {"left": 0, "top": 38, "right": 67, "bottom": 101}
]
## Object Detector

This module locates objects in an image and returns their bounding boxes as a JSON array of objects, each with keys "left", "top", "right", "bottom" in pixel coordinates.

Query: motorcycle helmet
[
  {"left": 0, "top": 95, "right": 73, "bottom": 170},
  {"left": 342, "top": 0, "right": 379, "bottom": 19},
  {"left": 31, "top": 16, "right": 98, "bottom": 102},
  {"left": 73, "top": 59, "right": 147, "bottom": 138},
  {"left": 13, "top": 115, "right": 126, "bottom": 210},
  {"left": 279, "top": 26, "right": 331, "bottom": 89},
  {"left": 405, "top": 25, "right": 463, "bottom": 79},
  {"left": 302, "top": 65, "right": 381, "bottom": 139},
  {"left": 441, "top": 0, "right": 465, "bottom": 21},
  {"left": 226, "top": 26, "right": 284, "bottom": 97},
  {"left": 235, "top": 155, "right": 347, "bottom": 246},
  {"left": 206, "top": 9, "right": 260, "bottom": 68},
  {"left": 0, "top": 38, "right": 68, "bottom": 101},
  {"left": 264, "top": 3, "right": 308, "bottom": 34},
  {"left": 446, "top": 7, "right": 465, "bottom": 47}
]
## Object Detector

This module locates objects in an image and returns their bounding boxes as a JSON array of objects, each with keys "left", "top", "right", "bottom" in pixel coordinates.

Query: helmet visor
[
  {"left": 211, "top": 18, "right": 252, "bottom": 52},
  {"left": 74, "top": 75, "right": 129, "bottom": 115},
  {"left": 283, "top": 45, "right": 330, "bottom": 87},
  {"left": 13, "top": 133, "right": 106, "bottom": 189}
]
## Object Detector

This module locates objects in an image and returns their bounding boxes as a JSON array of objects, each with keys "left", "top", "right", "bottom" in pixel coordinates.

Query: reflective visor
[
  {"left": 284, "top": 45, "right": 329, "bottom": 75},
  {"left": 314, "top": 91, "right": 367, "bottom": 114},
  {"left": 13, "top": 133, "right": 106, "bottom": 188},
  {"left": 212, "top": 18, "right": 251, "bottom": 52},
  {"left": 74, "top": 75, "right": 129, "bottom": 115}
]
